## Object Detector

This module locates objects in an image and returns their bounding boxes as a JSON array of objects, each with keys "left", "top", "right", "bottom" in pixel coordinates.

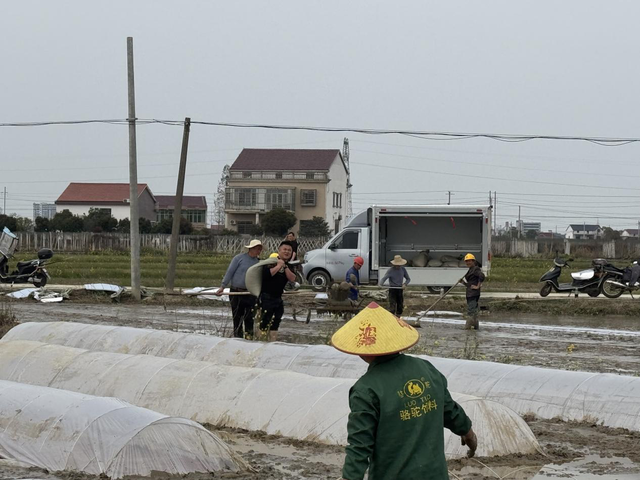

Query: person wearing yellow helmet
[
  {"left": 269, "top": 252, "right": 279, "bottom": 258},
  {"left": 462, "top": 253, "right": 484, "bottom": 330}
]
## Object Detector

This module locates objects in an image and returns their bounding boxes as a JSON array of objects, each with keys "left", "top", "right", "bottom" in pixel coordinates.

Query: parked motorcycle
[
  {"left": 539, "top": 258, "right": 606, "bottom": 297},
  {"left": 600, "top": 260, "right": 640, "bottom": 298},
  {"left": 0, "top": 227, "right": 53, "bottom": 288}
]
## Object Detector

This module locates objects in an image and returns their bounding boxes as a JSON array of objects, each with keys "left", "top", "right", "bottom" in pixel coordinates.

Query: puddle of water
[
  {"left": 453, "top": 455, "right": 639, "bottom": 480},
  {"left": 533, "top": 455, "right": 638, "bottom": 479}
]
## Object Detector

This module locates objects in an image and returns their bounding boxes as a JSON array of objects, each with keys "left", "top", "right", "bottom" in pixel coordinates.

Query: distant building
[
  {"left": 55, "top": 183, "right": 157, "bottom": 222},
  {"left": 155, "top": 195, "right": 208, "bottom": 230},
  {"left": 225, "top": 149, "right": 349, "bottom": 234},
  {"left": 517, "top": 221, "right": 541, "bottom": 235},
  {"left": 565, "top": 224, "right": 602, "bottom": 240},
  {"left": 33, "top": 203, "right": 57, "bottom": 221},
  {"left": 621, "top": 229, "right": 639, "bottom": 239},
  {"left": 537, "top": 231, "right": 565, "bottom": 239}
]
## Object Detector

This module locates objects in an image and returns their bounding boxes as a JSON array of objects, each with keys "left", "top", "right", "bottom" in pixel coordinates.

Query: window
[
  {"left": 157, "top": 209, "right": 172, "bottom": 222},
  {"left": 238, "top": 189, "right": 257, "bottom": 207},
  {"left": 300, "top": 189, "right": 317, "bottom": 207},
  {"left": 237, "top": 221, "right": 253, "bottom": 234},
  {"left": 306, "top": 172, "right": 315, "bottom": 180},
  {"left": 242, "top": 171, "right": 252, "bottom": 178},
  {"left": 275, "top": 172, "right": 283, "bottom": 179},
  {"left": 332, "top": 192, "right": 343, "bottom": 208},
  {"left": 331, "top": 231, "right": 359, "bottom": 249},
  {"left": 184, "top": 209, "right": 205, "bottom": 224}
]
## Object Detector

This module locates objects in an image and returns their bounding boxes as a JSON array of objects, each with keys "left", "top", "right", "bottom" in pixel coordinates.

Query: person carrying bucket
[
  {"left": 215, "top": 239, "right": 262, "bottom": 339},
  {"left": 332, "top": 302, "right": 477, "bottom": 480},
  {"left": 380, "top": 255, "right": 411, "bottom": 316},
  {"left": 462, "top": 253, "right": 484, "bottom": 330}
]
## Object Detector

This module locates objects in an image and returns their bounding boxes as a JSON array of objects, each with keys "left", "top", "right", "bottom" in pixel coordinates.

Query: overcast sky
[{"left": 2, "top": 1, "right": 640, "bottom": 232}]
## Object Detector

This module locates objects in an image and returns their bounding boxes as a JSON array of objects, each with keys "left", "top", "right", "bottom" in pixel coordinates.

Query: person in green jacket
[{"left": 331, "top": 302, "right": 477, "bottom": 480}]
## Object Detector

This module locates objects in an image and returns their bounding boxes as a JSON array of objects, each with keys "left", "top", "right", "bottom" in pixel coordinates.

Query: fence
[
  {"left": 15, "top": 232, "right": 328, "bottom": 256},
  {"left": 491, "top": 238, "right": 640, "bottom": 259}
]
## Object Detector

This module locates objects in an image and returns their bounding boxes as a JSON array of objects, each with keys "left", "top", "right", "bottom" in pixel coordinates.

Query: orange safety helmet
[{"left": 354, "top": 256, "right": 365, "bottom": 266}]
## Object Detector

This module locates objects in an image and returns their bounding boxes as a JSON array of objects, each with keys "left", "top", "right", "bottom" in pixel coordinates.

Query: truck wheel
[
  {"left": 539, "top": 284, "right": 552, "bottom": 297},
  {"left": 427, "top": 286, "right": 444, "bottom": 294},
  {"left": 309, "top": 270, "right": 331, "bottom": 291}
]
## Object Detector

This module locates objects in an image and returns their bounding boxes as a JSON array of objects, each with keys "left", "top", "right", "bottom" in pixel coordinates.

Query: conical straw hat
[{"left": 331, "top": 302, "right": 419, "bottom": 356}]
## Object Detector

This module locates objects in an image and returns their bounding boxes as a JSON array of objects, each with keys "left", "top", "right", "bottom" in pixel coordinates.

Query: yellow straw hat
[{"left": 331, "top": 302, "right": 419, "bottom": 356}]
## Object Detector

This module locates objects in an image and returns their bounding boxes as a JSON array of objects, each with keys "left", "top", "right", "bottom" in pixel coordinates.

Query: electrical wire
[{"left": 1, "top": 118, "right": 639, "bottom": 146}]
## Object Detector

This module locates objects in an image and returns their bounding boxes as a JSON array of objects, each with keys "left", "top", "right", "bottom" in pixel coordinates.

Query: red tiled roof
[
  {"left": 56, "top": 183, "right": 151, "bottom": 204},
  {"left": 155, "top": 195, "right": 207, "bottom": 209},
  {"left": 230, "top": 149, "right": 343, "bottom": 171}
]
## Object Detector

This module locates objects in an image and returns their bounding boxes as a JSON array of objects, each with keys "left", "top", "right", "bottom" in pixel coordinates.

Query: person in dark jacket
[
  {"left": 332, "top": 302, "right": 477, "bottom": 480},
  {"left": 258, "top": 240, "right": 297, "bottom": 341},
  {"left": 463, "top": 253, "right": 485, "bottom": 330}
]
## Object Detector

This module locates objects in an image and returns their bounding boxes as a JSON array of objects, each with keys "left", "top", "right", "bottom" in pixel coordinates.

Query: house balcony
[
  {"left": 229, "top": 171, "right": 328, "bottom": 182},
  {"left": 225, "top": 187, "right": 296, "bottom": 213}
]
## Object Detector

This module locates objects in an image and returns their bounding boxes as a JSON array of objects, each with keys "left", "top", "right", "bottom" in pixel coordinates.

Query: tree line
[
  {"left": 1, "top": 207, "right": 333, "bottom": 237},
  {"left": 0, "top": 209, "right": 198, "bottom": 235}
]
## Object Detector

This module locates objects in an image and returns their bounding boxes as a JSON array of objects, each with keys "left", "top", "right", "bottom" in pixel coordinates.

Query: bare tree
[{"left": 213, "top": 165, "right": 230, "bottom": 227}]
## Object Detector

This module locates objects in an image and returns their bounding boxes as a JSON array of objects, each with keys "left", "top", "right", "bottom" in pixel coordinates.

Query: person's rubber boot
[{"left": 465, "top": 316, "right": 479, "bottom": 330}]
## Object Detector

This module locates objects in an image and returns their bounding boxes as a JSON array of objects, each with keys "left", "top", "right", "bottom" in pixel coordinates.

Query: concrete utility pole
[
  {"left": 127, "top": 37, "right": 141, "bottom": 300},
  {"left": 166, "top": 117, "right": 191, "bottom": 291},
  {"left": 447, "top": 191, "right": 454, "bottom": 205},
  {"left": 494, "top": 191, "right": 497, "bottom": 236},
  {"left": 2, "top": 187, "right": 6, "bottom": 215}
]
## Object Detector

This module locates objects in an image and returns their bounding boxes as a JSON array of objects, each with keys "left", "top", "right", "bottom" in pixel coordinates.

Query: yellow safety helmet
[
  {"left": 269, "top": 252, "right": 279, "bottom": 258},
  {"left": 464, "top": 253, "right": 476, "bottom": 261}
]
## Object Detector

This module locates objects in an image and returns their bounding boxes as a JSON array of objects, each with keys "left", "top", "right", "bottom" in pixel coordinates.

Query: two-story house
[
  {"left": 225, "top": 149, "right": 349, "bottom": 234},
  {"left": 565, "top": 224, "right": 602, "bottom": 240}
]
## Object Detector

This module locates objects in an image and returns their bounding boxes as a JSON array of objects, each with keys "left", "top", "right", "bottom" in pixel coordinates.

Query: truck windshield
[{"left": 331, "top": 231, "right": 359, "bottom": 249}]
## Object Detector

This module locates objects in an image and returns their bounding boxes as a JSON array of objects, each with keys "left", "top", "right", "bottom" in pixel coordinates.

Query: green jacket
[{"left": 342, "top": 354, "right": 472, "bottom": 480}]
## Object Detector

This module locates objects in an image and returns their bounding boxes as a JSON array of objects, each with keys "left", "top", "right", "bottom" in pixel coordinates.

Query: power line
[
  {"left": 351, "top": 161, "right": 640, "bottom": 192},
  {"left": 1, "top": 118, "right": 640, "bottom": 146}
]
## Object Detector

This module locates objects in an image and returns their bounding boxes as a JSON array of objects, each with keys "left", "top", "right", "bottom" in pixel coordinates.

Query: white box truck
[{"left": 302, "top": 205, "right": 492, "bottom": 291}]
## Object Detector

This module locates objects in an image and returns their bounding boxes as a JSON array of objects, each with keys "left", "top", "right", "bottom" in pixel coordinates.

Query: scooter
[
  {"left": 0, "top": 227, "right": 53, "bottom": 288},
  {"left": 539, "top": 258, "right": 605, "bottom": 298},
  {"left": 600, "top": 260, "right": 640, "bottom": 299}
]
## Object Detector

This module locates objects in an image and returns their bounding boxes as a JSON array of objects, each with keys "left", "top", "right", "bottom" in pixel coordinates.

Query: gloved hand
[{"left": 460, "top": 428, "right": 477, "bottom": 458}]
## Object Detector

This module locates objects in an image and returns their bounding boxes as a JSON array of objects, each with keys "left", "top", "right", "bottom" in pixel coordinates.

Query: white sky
[{"left": 2, "top": 1, "right": 640, "bottom": 232}]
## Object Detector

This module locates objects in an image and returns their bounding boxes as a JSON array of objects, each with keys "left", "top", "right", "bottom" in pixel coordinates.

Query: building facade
[
  {"left": 225, "top": 149, "right": 349, "bottom": 234},
  {"left": 55, "top": 183, "right": 157, "bottom": 222},
  {"left": 33, "top": 203, "right": 57, "bottom": 220},
  {"left": 155, "top": 195, "right": 208, "bottom": 229},
  {"left": 565, "top": 224, "right": 602, "bottom": 240}
]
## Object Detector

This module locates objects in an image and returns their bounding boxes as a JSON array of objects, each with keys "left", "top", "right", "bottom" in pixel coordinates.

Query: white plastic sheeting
[
  {"left": 6, "top": 322, "right": 640, "bottom": 432},
  {"left": 0, "top": 380, "right": 244, "bottom": 478},
  {"left": 0, "top": 340, "right": 539, "bottom": 458}
]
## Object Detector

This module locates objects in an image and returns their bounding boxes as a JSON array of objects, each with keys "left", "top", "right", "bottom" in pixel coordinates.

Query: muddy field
[{"left": 3, "top": 295, "right": 640, "bottom": 478}]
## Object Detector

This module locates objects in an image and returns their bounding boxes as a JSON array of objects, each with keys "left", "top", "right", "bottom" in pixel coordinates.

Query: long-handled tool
[{"left": 414, "top": 277, "right": 465, "bottom": 323}]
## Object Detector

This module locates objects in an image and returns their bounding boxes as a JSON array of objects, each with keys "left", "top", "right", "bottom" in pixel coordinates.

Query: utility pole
[
  {"left": 2, "top": 187, "right": 5, "bottom": 215},
  {"left": 494, "top": 191, "right": 497, "bottom": 236},
  {"left": 447, "top": 191, "right": 454, "bottom": 205},
  {"left": 518, "top": 205, "right": 521, "bottom": 238},
  {"left": 127, "top": 37, "right": 141, "bottom": 300},
  {"left": 166, "top": 117, "right": 191, "bottom": 291}
]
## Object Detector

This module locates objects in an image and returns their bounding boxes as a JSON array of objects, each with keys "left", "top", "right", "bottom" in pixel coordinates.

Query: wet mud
[{"left": 3, "top": 298, "right": 640, "bottom": 478}]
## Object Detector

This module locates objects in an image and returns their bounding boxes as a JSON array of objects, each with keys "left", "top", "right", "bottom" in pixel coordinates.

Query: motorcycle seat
[{"left": 16, "top": 260, "right": 35, "bottom": 269}]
